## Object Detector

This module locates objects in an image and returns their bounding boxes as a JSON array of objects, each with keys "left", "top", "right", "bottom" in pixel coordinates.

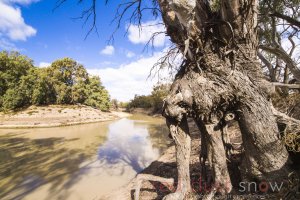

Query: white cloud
[
  {"left": 128, "top": 20, "right": 167, "bottom": 47},
  {"left": 100, "top": 45, "right": 115, "bottom": 55},
  {"left": 38, "top": 62, "right": 51, "bottom": 68},
  {"left": 4, "top": 0, "right": 40, "bottom": 5},
  {"left": 126, "top": 50, "right": 135, "bottom": 58},
  {"left": 0, "top": 38, "right": 18, "bottom": 50},
  {"left": 88, "top": 50, "right": 171, "bottom": 102},
  {"left": 0, "top": 1, "right": 37, "bottom": 41}
]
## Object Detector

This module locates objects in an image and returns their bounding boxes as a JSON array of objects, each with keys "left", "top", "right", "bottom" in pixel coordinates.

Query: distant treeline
[
  {"left": 126, "top": 84, "right": 170, "bottom": 114},
  {"left": 0, "top": 51, "right": 110, "bottom": 111}
]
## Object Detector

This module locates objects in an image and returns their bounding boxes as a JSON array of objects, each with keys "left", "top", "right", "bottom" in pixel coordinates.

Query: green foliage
[
  {"left": 2, "top": 88, "right": 26, "bottom": 110},
  {"left": 0, "top": 51, "right": 34, "bottom": 110},
  {"left": 84, "top": 76, "right": 110, "bottom": 111},
  {"left": 31, "top": 68, "right": 56, "bottom": 105},
  {"left": 127, "top": 84, "right": 170, "bottom": 113},
  {"left": 0, "top": 51, "right": 34, "bottom": 94},
  {"left": 150, "top": 84, "right": 169, "bottom": 113},
  {"left": 210, "top": 0, "right": 220, "bottom": 12},
  {"left": 0, "top": 51, "right": 110, "bottom": 111},
  {"left": 118, "top": 101, "right": 128, "bottom": 108},
  {"left": 259, "top": 0, "right": 300, "bottom": 44}
]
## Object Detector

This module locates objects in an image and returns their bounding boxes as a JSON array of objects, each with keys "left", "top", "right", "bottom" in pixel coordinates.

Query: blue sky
[{"left": 0, "top": 0, "right": 172, "bottom": 101}]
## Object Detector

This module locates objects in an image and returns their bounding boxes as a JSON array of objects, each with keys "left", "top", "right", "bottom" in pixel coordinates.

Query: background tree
[
  {"left": 0, "top": 51, "right": 34, "bottom": 110},
  {"left": 127, "top": 84, "right": 170, "bottom": 114},
  {"left": 31, "top": 68, "right": 56, "bottom": 105},
  {"left": 0, "top": 52, "right": 111, "bottom": 111},
  {"left": 110, "top": 99, "right": 119, "bottom": 110},
  {"left": 259, "top": 0, "right": 300, "bottom": 84},
  {"left": 84, "top": 76, "right": 110, "bottom": 111}
]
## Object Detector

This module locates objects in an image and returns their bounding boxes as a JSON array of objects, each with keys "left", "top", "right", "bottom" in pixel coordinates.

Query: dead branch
[
  {"left": 270, "top": 12, "right": 300, "bottom": 29},
  {"left": 272, "top": 82, "right": 300, "bottom": 89},
  {"left": 259, "top": 45, "right": 300, "bottom": 81}
]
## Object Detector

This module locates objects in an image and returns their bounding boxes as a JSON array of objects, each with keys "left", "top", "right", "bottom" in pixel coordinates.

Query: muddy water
[{"left": 0, "top": 114, "right": 170, "bottom": 200}]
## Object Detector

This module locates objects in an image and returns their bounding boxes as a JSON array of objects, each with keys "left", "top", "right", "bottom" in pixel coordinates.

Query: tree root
[{"left": 134, "top": 174, "right": 174, "bottom": 200}]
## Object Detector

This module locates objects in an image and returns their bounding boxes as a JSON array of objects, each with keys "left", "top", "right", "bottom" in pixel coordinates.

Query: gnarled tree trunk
[{"left": 158, "top": 0, "right": 292, "bottom": 199}]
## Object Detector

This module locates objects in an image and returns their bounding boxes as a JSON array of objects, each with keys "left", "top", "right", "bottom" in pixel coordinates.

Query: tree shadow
[{"left": 0, "top": 132, "right": 106, "bottom": 200}]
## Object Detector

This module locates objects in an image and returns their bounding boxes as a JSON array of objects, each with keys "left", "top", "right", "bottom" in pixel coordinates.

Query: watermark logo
[
  {"left": 239, "top": 181, "right": 285, "bottom": 193},
  {"left": 152, "top": 173, "right": 299, "bottom": 198}
]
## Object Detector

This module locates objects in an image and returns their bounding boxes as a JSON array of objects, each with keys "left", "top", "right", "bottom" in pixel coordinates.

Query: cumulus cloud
[
  {"left": 38, "top": 62, "right": 51, "bottom": 68},
  {"left": 100, "top": 45, "right": 115, "bottom": 55},
  {"left": 4, "top": 0, "right": 40, "bottom": 5},
  {"left": 125, "top": 50, "right": 135, "bottom": 58},
  {"left": 0, "top": 37, "right": 18, "bottom": 50},
  {"left": 0, "top": 1, "right": 37, "bottom": 41},
  {"left": 88, "top": 51, "right": 171, "bottom": 102},
  {"left": 128, "top": 20, "right": 167, "bottom": 47}
]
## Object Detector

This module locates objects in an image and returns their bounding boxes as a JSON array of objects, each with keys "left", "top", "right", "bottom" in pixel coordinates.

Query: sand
[{"left": 0, "top": 105, "right": 132, "bottom": 128}]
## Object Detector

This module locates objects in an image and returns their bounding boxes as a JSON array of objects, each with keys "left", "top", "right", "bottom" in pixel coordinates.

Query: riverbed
[{"left": 0, "top": 114, "right": 170, "bottom": 200}]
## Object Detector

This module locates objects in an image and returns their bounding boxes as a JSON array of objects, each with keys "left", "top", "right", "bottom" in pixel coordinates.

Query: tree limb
[
  {"left": 257, "top": 52, "right": 276, "bottom": 81},
  {"left": 270, "top": 12, "right": 300, "bottom": 29},
  {"left": 272, "top": 82, "right": 300, "bottom": 89},
  {"left": 259, "top": 45, "right": 300, "bottom": 81},
  {"left": 272, "top": 106, "right": 300, "bottom": 133}
]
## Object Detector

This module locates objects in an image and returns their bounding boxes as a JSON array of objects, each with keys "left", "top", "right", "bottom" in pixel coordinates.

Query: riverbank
[
  {"left": 128, "top": 107, "right": 163, "bottom": 118},
  {"left": 0, "top": 105, "right": 132, "bottom": 128}
]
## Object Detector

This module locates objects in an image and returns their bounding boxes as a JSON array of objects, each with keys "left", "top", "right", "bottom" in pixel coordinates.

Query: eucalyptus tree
[{"left": 57, "top": 0, "right": 300, "bottom": 199}]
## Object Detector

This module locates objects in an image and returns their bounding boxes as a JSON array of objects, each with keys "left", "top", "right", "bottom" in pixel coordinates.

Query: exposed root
[{"left": 134, "top": 174, "right": 174, "bottom": 200}]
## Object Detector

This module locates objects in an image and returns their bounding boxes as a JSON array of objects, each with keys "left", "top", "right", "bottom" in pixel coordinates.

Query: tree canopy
[
  {"left": 0, "top": 51, "right": 110, "bottom": 111},
  {"left": 127, "top": 84, "right": 169, "bottom": 113}
]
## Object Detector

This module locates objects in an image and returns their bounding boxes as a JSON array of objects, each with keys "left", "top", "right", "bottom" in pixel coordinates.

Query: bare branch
[
  {"left": 259, "top": 45, "right": 300, "bottom": 81},
  {"left": 258, "top": 52, "right": 276, "bottom": 81},
  {"left": 270, "top": 12, "right": 300, "bottom": 29},
  {"left": 272, "top": 82, "right": 300, "bottom": 89},
  {"left": 142, "top": 31, "right": 166, "bottom": 53},
  {"left": 55, "top": 0, "right": 98, "bottom": 39},
  {"left": 148, "top": 45, "right": 182, "bottom": 81}
]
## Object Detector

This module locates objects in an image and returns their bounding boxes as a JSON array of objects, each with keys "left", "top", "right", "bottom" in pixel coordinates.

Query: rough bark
[
  {"left": 237, "top": 92, "right": 290, "bottom": 181},
  {"left": 205, "top": 122, "right": 232, "bottom": 195},
  {"left": 157, "top": 0, "right": 293, "bottom": 199},
  {"left": 163, "top": 116, "right": 191, "bottom": 200}
]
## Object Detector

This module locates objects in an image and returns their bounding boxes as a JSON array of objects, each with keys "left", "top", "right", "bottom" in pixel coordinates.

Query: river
[{"left": 0, "top": 114, "right": 170, "bottom": 200}]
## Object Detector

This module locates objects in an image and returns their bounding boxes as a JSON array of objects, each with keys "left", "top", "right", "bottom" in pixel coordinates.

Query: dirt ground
[{"left": 0, "top": 105, "right": 131, "bottom": 128}]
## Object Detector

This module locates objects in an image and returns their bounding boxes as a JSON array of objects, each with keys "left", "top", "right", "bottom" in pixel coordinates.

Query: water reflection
[
  {"left": 0, "top": 115, "right": 169, "bottom": 200},
  {"left": 98, "top": 118, "right": 170, "bottom": 174}
]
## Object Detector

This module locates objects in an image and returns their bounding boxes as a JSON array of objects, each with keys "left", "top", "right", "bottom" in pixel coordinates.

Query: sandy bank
[
  {"left": 0, "top": 105, "right": 132, "bottom": 128},
  {"left": 128, "top": 107, "right": 163, "bottom": 118}
]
